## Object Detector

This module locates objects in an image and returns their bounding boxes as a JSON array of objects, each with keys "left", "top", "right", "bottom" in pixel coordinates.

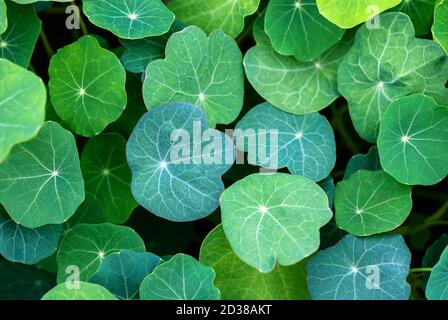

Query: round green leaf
[
  {"left": 378, "top": 94, "right": 448, "bottom": 186},
  {"left": 0, "top": 1, "right": 41, "bottom": 67},
  {"left": 81, "top": 133, "right": 137, "bottom": 224},
  {"left": 42, "top": 282, "right": 117, "bottom": 300},
  {"left": 433, "top": 0, "right": 448, "bottom": 54},
  {"left": 143, "top": 26, "right": 244, "bottom": 127},
  {"left": 140, "top": 253, "right": 220, "bottom": 300},
  {"left": 82, "top": 0, "right": 174, "bottom": 40},
  {"left": 200, "top": 225, "right": 310, "bottom": 300},
  {"left": 316, "top": 0, "right": 402, "bottom": 28},
  {"left": 126, "top": 102, "right": 234, "bottom": 222},
  {"left": 335, "top": 170, "right": 412, "bottom": 236},
  {"left": 265, "top": 0, "right": 344, "bottom": 62},
  {"left": 168, "top": 0, "right": 260, "bottom": 37},
  {"left": 308, "top": 234, "right": 411, "bottom": 300},
  {"left": 0, "top": 58, "right": 46, "bottom": 163},
  {"left": 426, "top": 244, "right": 448, "bottom": 299},
  {"left": 235, "top": 102, "right": 336, "bottom": 181},
  {"left": 0, "top": 121, "right": 85, "bottom": 228},
  {"left": 343, "top": 146, "right": 381, "bottom": 179},
  {"left": 221, "top": 173, "right": 332, "bottom": 273},
  {"left": 120, "top": 37, "right": 165, "bottom": 74},
  {"left": 90, "top": 250, "right": 161, "bottom": 300},
  {"left": 48, "top": 35, "right": 127, "bottom": 137},
  {"left": 56, "top": 223, "right": 145, "bottom": 283},
  {"left": 393, "top": 0, "right": 437, "bottom": 36},
  {"left": 338, "top": 13, "right": 448, "bottom": 142}
]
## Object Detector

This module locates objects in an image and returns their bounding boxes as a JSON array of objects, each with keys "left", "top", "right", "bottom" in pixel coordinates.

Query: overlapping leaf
[
  {"left": 433, "top": 0, "right": 448, "bottom": 53},
  {"left": 426, "top": 245, "right": 448, "bottom": 299},
  {"left": 393, "top": 0, "right": 437, "bottom": 36},
  {"left": 344, "top": 146, "right": 381, "bottom": 179},
  {"left": 42, "top": 282, "right": 117, "bottom": 300},
  {"left": 120, "top": 37, "right": 165, "bottom": 74}
]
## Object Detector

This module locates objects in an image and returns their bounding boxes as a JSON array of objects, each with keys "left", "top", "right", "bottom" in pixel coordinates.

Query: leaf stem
[
  {"left": 39, "top": 28, "right": 54, "bottom": 58},
  {"left": 409, "top": 268, "right": 432, "bottom": 273}
]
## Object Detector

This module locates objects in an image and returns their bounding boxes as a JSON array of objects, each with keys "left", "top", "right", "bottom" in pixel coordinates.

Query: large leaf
[
  {"left": 235, "top": 102, "right": 336, "bottom": 181},
  {"left": 316, "top": 0, "right": 402, "bottom": 28},
  {"left": 42, "top": 282, "right": 117, "bottom": 300},
  {"left": 82, "top": 0, "right": 174, "bottom": 40},
  {"left": 200, "top": 225, "right": 310, "bottom": 300},
  {"left": 338, "top": 12, "right": 448, "bottom": 142},
  {"left": 265, "top": 0, "right": 344, "bottom": 61},
  {"left": 426, "top": 244, "right": 448, "bottom": 299},
  {"left": 343, "top": 146, "right": 381, "bottom": 179},
  {"left": 143, "top": 26, "right": 244, "bottom": 127},
  {"left": 393, "top": 0, "right": 437, "bottom": 36},
  {"left": 56, "top": 223, "right": 145, "bottom": 283},
  {"left": 0, "top": 1, "right": 41, "bottom": 67},
  {"left": 48, "top": 36, "right": 127, "bottom": 137},
  {"left": 0, "top": 58, "right": 46, "bottom": 163},
  {"left": 433, "top": 0, "right": 448, "bottom": 53},
  {"left": 221, "top": 173, "right": 332, "bottom": 272},
  {"left": 378, "top": 94, "right": 448, "bottom": 185},
  {"left": 307, "top": 234, "right": 411, "bottom": 300},
  {"left": 0, "top": 121, "right": 84, "bottom": 228},
  {"left": 81, "top": 133, "right": 137, "bottom": 224},
  {"left": 335, "top": 170, "right": 412, "bottom": 236},
  {"left": 140, "top": 253, "right": 220, "bottom": 300},
  {"left": 126, "top": 102, "right": 234, "bottom": 222}
]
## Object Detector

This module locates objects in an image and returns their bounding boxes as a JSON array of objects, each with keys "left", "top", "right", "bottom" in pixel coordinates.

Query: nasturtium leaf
[
  {"left": 126, "top": 102, "right": 234, "bottom": 222},
  {"left": 319, "top": 219, "right": 346, "bottom": 249},
  {"left": 265, "top": 0, "right": 344, "bottom": 62},
  {"left": 393, "top": 0, "right": 437, "bottom": 36},
  {"left": 200, "top": 225, "right": 311, "bottom": 300},
  {"left": 338, "top": 13, "right": 448, "bottom": 142},
  {"left": 221, "top": 173, "right": 332, "bottom": 273},
  {"left": 81, "top": 133, "right": 137, "bottom": 224},
  {"left": 169, "top": 0, "right": 259, "bottom": 38},
  {"left": 344, "top": 146, "right": 381, "bottom": 179},
  {"left": 0, "top": 58, "right": 46, "bottom": 163},
  {"left": 140, "top": 253, "right": 220, "bottom": 300},
  {"left": 0, "top": 260, "right": 55, "bottom": 300},
  {"left": 143, "top": 26, "right": 244, "bottom": 127},
  {"left": 433, "top": 0, "right": 448, "bottom": 53},
  {"left": 244, "top": 19, "right": 351, "bottom": 115},
  {"left": 318, "top": 176, "right": 335, "bottom": 207},
  {"left": 0, "top": 121, "right": 85, "bottom": 228},
  {"left": 0, "top": 206, "right": 61, "bottom": 264},
  {"left": 426, "top": 245, "right": 448, "bottom": 299},
  {"left": 378, "top": 94, "right": 448, "bottom": 186},
  {"left": 90, "top": 250, "right": 161, "bottom": 300},
  {"left": 56, "top": 223, "right": 145, "bottom": 283},
  {"left": 335, "top": 170, "right": 412, "bottom": 236},
  {"left": 424, "top": 234, "right": 448, "bottom": 269},
  {"left": 12, "top": 0, "right": 72, "bottom": 3},
  {"left": 307, "top": 234, "right": 412, "bottom": 300},
  {"left": 0, "top": 1, "right": 41, "bottom": 67},
  {"left": 0, "top": 0, "right": 6, "bottom": 35},
  {"left": 120, "top": 37, "right": 165, "bottom": 74},
  {"left": 82, "top": 0, "right": 174, "bottom": 40},
  {"left": 316, "top": 0, "right": 402, "bottom": 28},
  {"left": 48, "top": 35, "right": 127, "bottom": 137},
  {"left": 235, "top": 102, "right": 336, "bottom": 181},
  {"left": 42, "top": 282, "right": 117, "bottom": 300}
]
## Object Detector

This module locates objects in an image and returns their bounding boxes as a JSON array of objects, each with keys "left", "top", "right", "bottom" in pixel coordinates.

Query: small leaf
[
  {"left": 307, "top": 234, "right": 411, "bottom": 300},
  {"left": 0, "top": 121, "right": 85, "bottom": 228},
  {"left": 140, "top": 253, "right": 220, "bottom": 300},
  {"left": 378, "top": 94, "right": 448, "bottom": 185},
  {"left": 433, "top": 0, "right": 448, "bottom": 53},
  {"left": 120, "top": 37, "right": 165, "bottom": 74},
  {"left": 344, "top": 146, "right": 381, "bottom": 179},
  {"left": 426, "top": 244, "right": 448, "bottom": 299},
  {"left": 42, "top": 282, "right": 117, "bottom": 300},
  {"left": 221, "top": 173, "right": 332, "bottom": 272}
]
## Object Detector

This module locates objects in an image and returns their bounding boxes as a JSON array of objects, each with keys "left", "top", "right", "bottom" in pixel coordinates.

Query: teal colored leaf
[
  {"left": 378, "top": 94, "right": 448, "bottom": 186},
  {"left": 56, "top": 223, "right": 145, "bottom": 283},
  {"left": 423, "top": 234, "right": 448, "bottom": 288},
  {"left": 42, "top": 282, "right": 117, "bottom": 300},
  {"left": 140, "top": 253, "right": 220, "bottom": 300},
  {"left": 90, "top": 250, "right": 161, "bottom": 300},
  {"left": 316, "top": 0, "right": 402, "bottom": 28},
  {"left": 0, "top": 0, "right": 6, "bottom": 35},
  {"left": 0, "top": 260, "right": 55, "bottom": 300},
  {"left": 338, "top": 13, "right": 448, "bottom": 142},
  {"left": 48, "top": 36, "right": 127, "bottom": 137},
  {"left": 307, "top": 234, "right": 411, "bottom": 300},
  {"left": 169, "top": 0, "right": 260, "bottom": 37},
  {"left": 143, "top": 26, "right": 244, "bottom": 127},
  {"left": 344, "top": 146, "right": 381, "bottom": 179},
  {"left": 0, "top": 206, "right": 61, "bottom": 264},
  {"left": 120, "top": 37, "right": 165, "bottom": 74},
  {"left": 0, "top": 121, "right": 85, "bottom": 228},
  {"left": 81, "top": 133, "right": 137, "bottom": 224},
  {"left": 426, "top": 245, "right": 448, "bottom": 299},
  {"left": 318, "top": 176, "right": 335, "bottom": 207},
  {"left": 244, "top": 19, "right": 351, "bottom": 115},
  {"left": 235, "top": 102, "right": 336, "bottom": 181},
  {"left": 433, "top": 0, "right": 448, "bottom": 53},
  {"left": 200, "top": 225, "right": 310, "bottom": 300},
  {"left": 335, "top": 170, "right": 412, "bottom": 236},
  {"left": 0, "top": 1, "right": 41, "bottom": 67},
  {"left": 221, "top": 173, "right": 332, "bottom": 272},
  {"left": 265, "top": 0, "right": 344, "bottom": 61},
  {"left": 126, "top": 102, "right": 234, "bottom": 222},
  {"left": 0, "top": 58, "right": 46, "bottom": 163},
  {"left": 82, "top": 0, "right": 174, "bottom": 40},
  {"left": 393, "top": 0, "right": 437, "bottom": 36}
]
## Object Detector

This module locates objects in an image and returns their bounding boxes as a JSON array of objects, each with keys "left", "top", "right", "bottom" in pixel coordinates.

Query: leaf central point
[
  {"left": 160, "top": 161, "right": 167, "bottom": 169},
  {"left": 128, "top": 13, "right": 138, "bottom": 20},
  {"left": 0, "top": 41, "right": 7, "bottom": 48},
  {"left": 259, "top": 205, "right": 268, "bottom": 214},
  {"left": 401, "top": 136, "right": 409, "bottom": 143}
]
